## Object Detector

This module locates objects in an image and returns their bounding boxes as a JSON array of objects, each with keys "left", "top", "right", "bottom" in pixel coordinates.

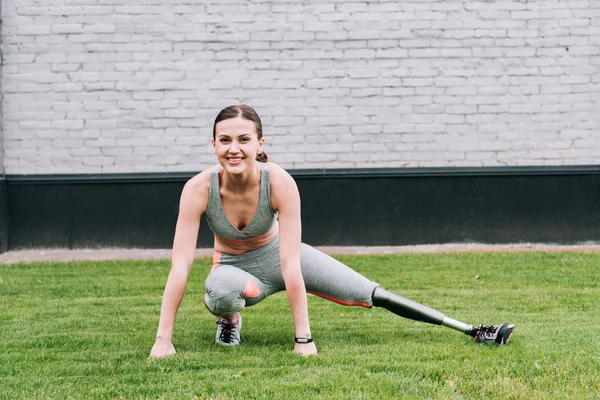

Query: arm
[
  {"left": 270, "top": 164, "right": 318, "bottom": 356},
  {"left": 149, "top": 174, "right": 208, "bottom": 359}
]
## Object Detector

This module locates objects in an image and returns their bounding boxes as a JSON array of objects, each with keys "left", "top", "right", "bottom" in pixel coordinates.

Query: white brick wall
[
  {"left": 1, "top": 0, "right": 599, "bottom": 174},
  {"left": 0, "top": 2, "right": 3, "bottom": 176}
]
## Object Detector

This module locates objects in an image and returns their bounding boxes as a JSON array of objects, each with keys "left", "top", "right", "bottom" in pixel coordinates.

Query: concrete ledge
[{"left": 2, "top": 243, "right": 599, "bottom": 264}]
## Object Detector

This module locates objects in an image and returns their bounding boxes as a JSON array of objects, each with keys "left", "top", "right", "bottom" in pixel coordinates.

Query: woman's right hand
[
  {"left": 148, "top": 338, "right": 176, "bottom": 359},
  {"left": 294, "top": 341, "right": 318, "bottom": 356}
]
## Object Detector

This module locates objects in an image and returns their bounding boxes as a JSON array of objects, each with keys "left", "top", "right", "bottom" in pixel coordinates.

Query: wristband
[{"left": 294, "top": 337, "right": 313, "bottom": 344}]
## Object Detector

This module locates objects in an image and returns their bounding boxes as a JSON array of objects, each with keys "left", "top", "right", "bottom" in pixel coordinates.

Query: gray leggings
[{"left": 204, "top": 235, "right": 380, "bottom": 316}]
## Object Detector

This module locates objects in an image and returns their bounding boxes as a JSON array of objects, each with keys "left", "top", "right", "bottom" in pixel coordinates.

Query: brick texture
[
  {"left": 0, "top": 2, "right": 3, "bottom": 176},
  {"left": 1, "top": 0, "right": 599, "bottom": 173}
]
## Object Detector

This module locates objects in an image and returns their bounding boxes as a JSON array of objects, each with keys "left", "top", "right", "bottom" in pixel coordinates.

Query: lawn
[{"left": 1, "top": 252, "right": 599, "bottom": 399}]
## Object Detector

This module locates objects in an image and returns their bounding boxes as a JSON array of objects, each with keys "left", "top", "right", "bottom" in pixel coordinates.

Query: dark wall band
[
  {"left": 0, "top": 177, "right": 8, "bottom": 253},
  {"left": 2, "top": 166, "right": 600, "bottom": 253}
]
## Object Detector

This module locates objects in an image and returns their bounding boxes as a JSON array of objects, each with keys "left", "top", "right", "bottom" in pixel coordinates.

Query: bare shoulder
[
  {"left": 266, "top": 161, "right": 294, "bottom": 186},
  {"left": 184, "top": 167, "right": 212, "bottom": 193},
  {"left": 266, "top": 162, "right": 299, "bottom": 211},
  {"left": 179, "top": 167, "right": 214, "bottom": 213},
  {"left": 267, "top": 161, "right": 292, "bottom": 180}
]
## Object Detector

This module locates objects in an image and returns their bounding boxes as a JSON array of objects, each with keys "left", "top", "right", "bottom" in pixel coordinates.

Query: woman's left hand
[{"left": 294, "top": 342, "right": 318, "bottom": 356}]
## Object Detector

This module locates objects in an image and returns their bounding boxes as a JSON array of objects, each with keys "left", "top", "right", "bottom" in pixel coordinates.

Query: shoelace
[
  {"left": 217, "top": 319, "right": 237, "bottom": 343},
  {"left": 477, "top": 325, "right": 498, "bottom": 339}
]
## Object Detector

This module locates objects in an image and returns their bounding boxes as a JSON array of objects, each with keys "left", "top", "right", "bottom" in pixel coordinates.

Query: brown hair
[{"left": 213, "top": 104, "right": 268, "bottom": 162}]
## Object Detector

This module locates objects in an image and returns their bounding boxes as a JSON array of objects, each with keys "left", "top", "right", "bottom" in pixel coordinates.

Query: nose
[{"left": 229, "top": 140, "right": 240, "bottom": 152}]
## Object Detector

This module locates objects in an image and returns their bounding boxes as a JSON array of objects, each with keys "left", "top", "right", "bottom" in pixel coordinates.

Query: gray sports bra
[{"left": 205, "top": 162, "right": 277, "bottom": 240}]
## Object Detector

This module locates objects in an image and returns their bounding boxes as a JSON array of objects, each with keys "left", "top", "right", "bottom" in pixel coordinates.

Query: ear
[
  {"left": 257, "top": 137, "right": 265, "bottom": 153},
  {"left": 212, "top": 138, "right": 216, "bottom": 154}
]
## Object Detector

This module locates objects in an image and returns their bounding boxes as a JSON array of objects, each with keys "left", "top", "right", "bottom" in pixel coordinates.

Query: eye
[
  {"left": 240, "top": 137, "right": 250, "bottom": 142},
  {"left": 219, "top": 138, "right": 229, "bottom": 143}
]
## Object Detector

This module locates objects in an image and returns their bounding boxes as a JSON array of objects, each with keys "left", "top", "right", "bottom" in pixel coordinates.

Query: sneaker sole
[{"left": 495, "top": 323, "right": 515, "bottom": 345}]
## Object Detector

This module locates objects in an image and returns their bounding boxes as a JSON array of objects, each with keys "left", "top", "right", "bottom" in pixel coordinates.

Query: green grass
[{"left": 1, "top": 252, "right": 599, "bottom": 399}]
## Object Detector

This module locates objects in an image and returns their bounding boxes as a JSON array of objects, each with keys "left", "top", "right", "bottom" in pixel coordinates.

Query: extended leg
[
  {"left": 372, "top": 287, "right": 515, "bottom": 344},
  {"left": 300, "top": 243, "right": 472, "bottom": 333},
  {"left": 298, "top": 244, "right": 514, "bottom": 345}
]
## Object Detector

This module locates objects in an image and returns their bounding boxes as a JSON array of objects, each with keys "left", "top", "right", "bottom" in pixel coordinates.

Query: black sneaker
[{"left": 472, "top": 323, "right": 514, "bottom": 345}]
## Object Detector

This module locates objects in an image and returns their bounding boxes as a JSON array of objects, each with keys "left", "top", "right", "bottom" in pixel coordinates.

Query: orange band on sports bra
[
  {"left": 211, "top": 251, "right": 222, "bottom": 271},
  {"left": 214, "top": 227, "right": 278, "bottom": 254}
]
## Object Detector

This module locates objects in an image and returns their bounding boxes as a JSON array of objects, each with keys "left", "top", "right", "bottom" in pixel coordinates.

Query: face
[{"left": 212, "top": 117, "right": 265, "bottom": 175}]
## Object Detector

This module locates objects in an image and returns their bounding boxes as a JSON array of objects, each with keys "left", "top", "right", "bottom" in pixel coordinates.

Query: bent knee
[
  {"left": 204, "top": 266, "right": 264, "bottom": 315},
  {"left": 204, "top": 291, "right": 245, "bottom": 316}
]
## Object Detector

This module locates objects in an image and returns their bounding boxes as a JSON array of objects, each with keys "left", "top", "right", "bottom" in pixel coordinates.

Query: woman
[{"left": 149, "top": 105, "right": 514, "bottom": 358}]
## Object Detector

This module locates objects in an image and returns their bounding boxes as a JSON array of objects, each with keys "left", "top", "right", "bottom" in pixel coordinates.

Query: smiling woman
[
  {"left": 213, "top": 105, "right": 268, "bottom": 165},
  {"left": 148, "top": 105, "right": 515, "bottom": 360}
]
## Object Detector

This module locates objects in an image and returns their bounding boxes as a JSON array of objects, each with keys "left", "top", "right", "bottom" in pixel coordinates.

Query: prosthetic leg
[
  {"left": 371, "top": 287, "right": 476, "bottom": 335},
  {"left": 371, "top": 287, "right": 515, "bottom": 344}
]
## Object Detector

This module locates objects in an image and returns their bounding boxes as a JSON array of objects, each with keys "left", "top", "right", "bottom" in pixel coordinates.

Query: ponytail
[{"left": 256, "top": 152, "right": 269, "bottom": 162}]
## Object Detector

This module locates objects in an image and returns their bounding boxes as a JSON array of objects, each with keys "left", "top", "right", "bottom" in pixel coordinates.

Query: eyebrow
[{"left": 216, "top": 133, "right": 252, "bottom": 138}]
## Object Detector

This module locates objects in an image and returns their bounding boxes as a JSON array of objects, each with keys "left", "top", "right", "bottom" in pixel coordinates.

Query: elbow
[
  {"left": 279, "top": 256, "right": 293, "bottom": 272},
  {"left": 170, "top": 256, "right": 193, "bottom": 277},
  {"left": 280, "top": 259, "right": 301, "bottom": 280},
  {"left": 167, "top": 268, "right": 189, "bottom": 286}
]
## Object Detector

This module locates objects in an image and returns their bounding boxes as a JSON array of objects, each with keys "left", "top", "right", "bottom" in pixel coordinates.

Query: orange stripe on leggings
[
  {"left": 211, "top": 252, "right": 222, "bottom": 271},
  {"left": 244, "top": 280, "right": 261, "bottom": 298},
  {"left": 308, "top": 291, "right": 372, "bottom": 309}
]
